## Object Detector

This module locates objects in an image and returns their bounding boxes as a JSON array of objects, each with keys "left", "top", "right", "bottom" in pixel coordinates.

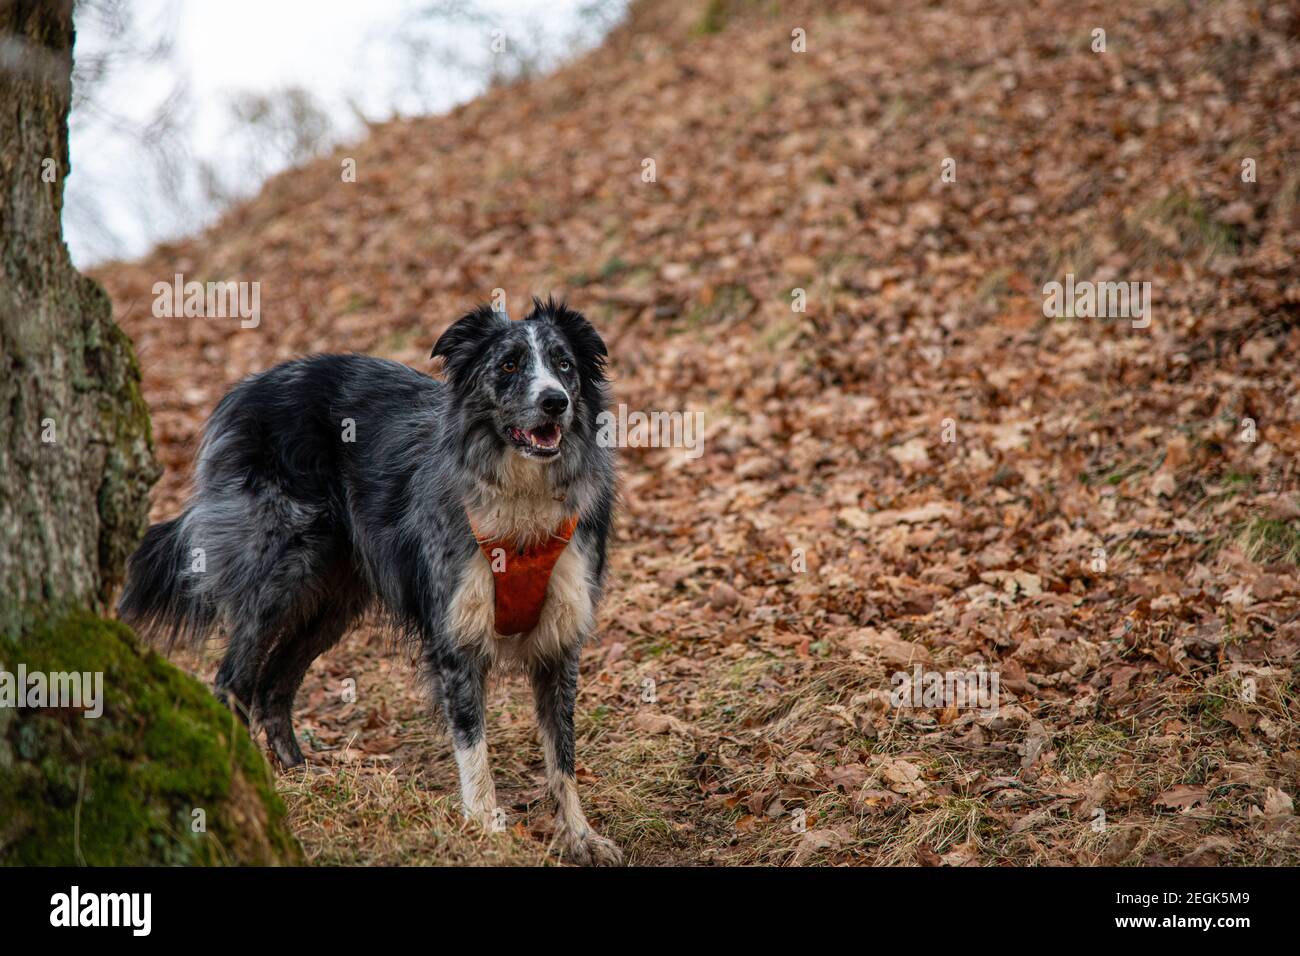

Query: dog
[{"left": 118, "top": 297, "right": 622, "bottom": 865}]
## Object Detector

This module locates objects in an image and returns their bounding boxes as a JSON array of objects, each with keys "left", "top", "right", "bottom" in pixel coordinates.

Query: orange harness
[{"left": 471, "top": 514, "right": 579, "bottom": 636}]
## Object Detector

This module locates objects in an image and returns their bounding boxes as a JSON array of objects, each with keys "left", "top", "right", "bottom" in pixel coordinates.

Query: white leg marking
[
  {"left": 541, "top": 715, "right": 622, "bottom": 866},
  {"left": 454, "top": 737, "right": 499, "bottom": 826}
]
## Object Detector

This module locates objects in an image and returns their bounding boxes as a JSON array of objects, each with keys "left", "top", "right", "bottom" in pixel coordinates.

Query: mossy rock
[{"left": 0, "top": 612, "right": 301, "bottom": 865}]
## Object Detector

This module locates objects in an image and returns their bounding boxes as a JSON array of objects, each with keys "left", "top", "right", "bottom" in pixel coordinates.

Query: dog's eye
[
  {"left": 500, "top": 360, "right": 517, "bottom": 373},
  {"left": 557, "top": 359, "right": 572, "bottom": 373}
]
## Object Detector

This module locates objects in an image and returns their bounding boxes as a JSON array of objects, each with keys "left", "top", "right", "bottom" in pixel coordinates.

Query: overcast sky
[{"left": 66, "top": 0, "right": 623, "bottom": 266}]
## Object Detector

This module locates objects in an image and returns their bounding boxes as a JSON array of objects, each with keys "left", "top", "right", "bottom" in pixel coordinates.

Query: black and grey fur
[{"left": 119, "top": 297, "right": 621, "bottom": 864}]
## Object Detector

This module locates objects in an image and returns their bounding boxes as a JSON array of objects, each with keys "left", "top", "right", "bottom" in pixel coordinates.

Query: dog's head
[{"left": 432, "top": 297, "right": 608, "bottom": 462}]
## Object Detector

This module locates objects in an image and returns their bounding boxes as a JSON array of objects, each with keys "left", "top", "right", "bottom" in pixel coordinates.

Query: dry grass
[
  {"left": 243, "top": 553, "right": 1298, "bottom": 867},
  {"left": 1239, "top": 516, "right": 1300, "bottom": 566}
]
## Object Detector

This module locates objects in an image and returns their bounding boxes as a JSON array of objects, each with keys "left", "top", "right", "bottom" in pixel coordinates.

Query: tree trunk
[
  {"left": 0, "top": 0, "right": 156, "bottom": 632},
  {"left": 0, "top": 0, "right": 301, "bottom": 865}
]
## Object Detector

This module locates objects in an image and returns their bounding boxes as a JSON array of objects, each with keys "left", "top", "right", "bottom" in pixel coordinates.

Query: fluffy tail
[{"left": 117, "top": 515, "right": 216, "bottom": 647}]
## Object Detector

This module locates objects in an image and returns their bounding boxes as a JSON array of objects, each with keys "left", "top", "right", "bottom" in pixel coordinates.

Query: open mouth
[{"left": 508, "top": 424, "right": 563, "bottom": 457}]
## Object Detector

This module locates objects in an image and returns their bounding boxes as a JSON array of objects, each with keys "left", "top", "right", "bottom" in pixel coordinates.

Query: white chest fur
[
  {"left": 449, "top": 456, "right": 594, "bottom": 667},
  {"left": 448, "top": 541, "right": 593, "bottom": 668}
]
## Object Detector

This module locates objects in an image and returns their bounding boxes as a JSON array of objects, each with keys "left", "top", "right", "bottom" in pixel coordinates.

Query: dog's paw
[
  {"left": 558, "top": 828, "right": 624, "bottom": 867},
  {"left": 464, "top": 805, "right": 509, "bottom": 833},
  {"left": 266, "top": 735, "right": 305, "bottom": 771}
]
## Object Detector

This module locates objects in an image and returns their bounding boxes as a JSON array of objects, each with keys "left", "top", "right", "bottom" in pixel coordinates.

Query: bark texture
[
  {"left": 0, "top": 0, "right": 158, "bottom": 632},
  {"left": 0, "top": 1, "right": 301, "bottom": 865}
]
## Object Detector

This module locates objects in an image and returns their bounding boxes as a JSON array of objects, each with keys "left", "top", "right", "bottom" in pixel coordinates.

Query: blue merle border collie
[{"left": 119, "top": 297, "right": 622, "bottom": 865}]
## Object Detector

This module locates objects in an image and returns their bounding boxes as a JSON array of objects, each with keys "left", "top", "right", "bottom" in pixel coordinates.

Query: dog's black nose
[{"left": 540, "top": 389, "right": 569, "bottom": 416}]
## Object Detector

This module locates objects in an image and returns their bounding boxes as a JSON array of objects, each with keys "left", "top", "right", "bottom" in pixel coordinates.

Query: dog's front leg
[
  {"left": 530, "top": 648, "right": 623, "bottom": 865},
  {"left": 436, "top": 656, "right": 500, "bottom": 828}
]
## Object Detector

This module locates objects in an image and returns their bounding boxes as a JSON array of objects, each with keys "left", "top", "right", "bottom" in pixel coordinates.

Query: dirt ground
[{"left": 97, "top": 0, "right": 1300, "bottom": 865}]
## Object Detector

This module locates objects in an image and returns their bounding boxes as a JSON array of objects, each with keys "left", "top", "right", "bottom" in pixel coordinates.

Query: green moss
[
  {"left": 0, "top": 612, "right": 301, "bottom": 865},
  {"left": 88, "top": 279, "right": 161, "bottom": 608}
]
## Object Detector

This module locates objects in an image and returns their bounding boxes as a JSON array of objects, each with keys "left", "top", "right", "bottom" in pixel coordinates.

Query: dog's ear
[
  {"left": 432, "top": 305, "right": 506, "bottom": 381},
  {"left": 535, "top": 296, "right": 607, "bottom": 385}
]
